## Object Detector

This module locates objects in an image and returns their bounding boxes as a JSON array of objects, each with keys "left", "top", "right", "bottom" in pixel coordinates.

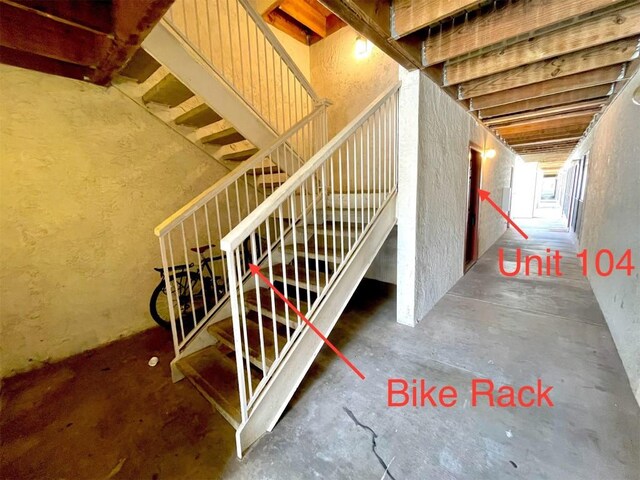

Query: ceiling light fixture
[{"left": 355, "top": 36, "right": 372, "bottom": 60}]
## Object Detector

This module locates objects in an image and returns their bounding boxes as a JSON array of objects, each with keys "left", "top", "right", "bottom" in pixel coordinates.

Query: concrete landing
[{"left": 1, "top": 217, "right": 638, "bottom": 479}]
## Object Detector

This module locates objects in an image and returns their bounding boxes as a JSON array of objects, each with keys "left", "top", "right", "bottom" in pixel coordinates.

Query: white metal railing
[
  {"left": 164, "top": 0, "right": 318, "bottom": 134},
  {"left": 155, "top": 107, "right": 327, "bottom": 355},
  {"left": 220, "top": 83, "right": 400, "bottom": 422}
]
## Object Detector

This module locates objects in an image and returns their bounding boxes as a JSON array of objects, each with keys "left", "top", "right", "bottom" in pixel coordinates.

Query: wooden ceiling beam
[
  {"left": 280, "top": 0, "right": 327, "bottom": 37},
  {"left": 496, "top": 115, "right": 594, "bottom": 136},
  {"left": 490, "top": 108, "right": 602, "bottom": 129},
  {"left": 484, "top": 100, "right": 606, "bottom": 126},
  {"left": 445, "top": 3, "right": 640, "bottom": 85},
  {"left": 459, "top": 37, "right": 639, "bottom": 99},
  {"left": 507, "top": 127, "right": 588, "bottom": 144},
  {"left": 9, "top": 0, "right": 113, "bottom": 34},
  {"left": 0, "top": 1, "right": 111, "bottom": 66},
  {"left": 478, "top": 84, "right": 613, "bottom": 118},
  {"left": 392, "top": 0, "right": 483, "bottom": 38},
  {"left": 470, "top": 65, "right": 624, "bottom": 110},
  {"left": 0, "top": 45, "right": 93, "bottom": 80},
  {"left": 424, "top": 0, "right": 629, "bottom": 65}
]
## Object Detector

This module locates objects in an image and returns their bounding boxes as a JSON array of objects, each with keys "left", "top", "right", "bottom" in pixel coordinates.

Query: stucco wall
[
  {"left": 398, "top": 73, "right": 517, "bottom": 326},
  {"left": 310, "top": 26, "right": 399, "bottom": 136},
  {"left": 571, "top": 72, "right": 640, "bottom": 404},
  {"left": 0, "top": 65, "right": 230, "bottom": 377}
]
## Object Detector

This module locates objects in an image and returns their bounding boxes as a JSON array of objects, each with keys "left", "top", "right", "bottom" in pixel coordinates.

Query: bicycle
[{"left": 149, "top": 245, "right": 225, "bottom": 330}]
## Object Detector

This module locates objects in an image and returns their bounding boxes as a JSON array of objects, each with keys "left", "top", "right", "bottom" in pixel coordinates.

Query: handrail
[
  {"left": 154, "top": 107, "right": 326, "bottom": 237},
  {"left": 221, "top": 82, "right": 402, "bottom": 252},
  {"left": 237, "top": 0, "right": 318, "bottom": 104}
]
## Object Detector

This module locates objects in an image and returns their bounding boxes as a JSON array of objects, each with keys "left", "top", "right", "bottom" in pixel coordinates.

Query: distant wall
[
  {"left": 571, "top": 72, "right": 640, "bottom": 405},
  {"left": 0, "top": 65, "right": 230, "bottom": 377}
]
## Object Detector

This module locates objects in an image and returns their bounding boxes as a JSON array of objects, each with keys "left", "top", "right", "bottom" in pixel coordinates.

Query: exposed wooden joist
[
  {"left": 445, "top": 3, "right": 640, "bottom": 85},
  {"left": 490, "top": 108, "right": 602, "bottom": 129},
  {"left": 392, "top": 0, "right": 483, "bottom": 38},
  {"left": 469, "top": 65, "right": 624, "bottom": 110},
  {"left": 91, "top": 0, "right": 174, "bottom": 85},
  {"left": 519, "top": 152, "right": 574, "bottom": 162},
  {"left": 0, "top": 45, "right": 93, "bottom": 80},
  {"left": 0, "top": 1, "right": 111, "bottom": 66},
  {"left": 280, "top": 0, "right": 328, "bottom": 36},
  {"left": 505, "top": 126, "right": 588, "bottom": 144},
  {"left": 264, "top": 8, "right": 313, "bottom": 44},
  {"left": 424, "top": 0, "right": 629, "bottom": 65},
  {"left": 496, "top": 114, "right": 594, "bottom": 136},
  {"left": 478, "top": 84, "right": 613, "bottom": 118},
  {"left": 10, "top": 0, "right": 114, "bottom": 34},
  {"left": 459, "top": 37, "right": 639, "bottom": 99},
  {"left": 484, "top": 100, "right": 606, "bottom": 126},
  {"left": 515, "top": 139, "right": 580, "bottom": 150}
]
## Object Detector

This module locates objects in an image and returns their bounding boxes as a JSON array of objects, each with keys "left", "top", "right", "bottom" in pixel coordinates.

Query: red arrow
[
  {"left": 249, "top": 264, "right": 365, "bottom": 380},
  {"left": 479, "top": 189, "right": 529, "bottom": 240}
]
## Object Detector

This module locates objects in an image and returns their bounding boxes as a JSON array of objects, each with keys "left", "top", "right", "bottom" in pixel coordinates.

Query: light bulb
[{"left": 355, "top": 36, "right": 372, "bottom": 59}]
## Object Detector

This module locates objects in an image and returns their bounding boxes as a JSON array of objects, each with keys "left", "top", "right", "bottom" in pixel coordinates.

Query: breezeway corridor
[{"left": 3, "top": 216, "right": 637, "bottom": 479}]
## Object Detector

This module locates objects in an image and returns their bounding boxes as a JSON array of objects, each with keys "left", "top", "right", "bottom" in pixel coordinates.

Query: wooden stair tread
[
  {"left": 245, "top": 287, "right": 307, "bottom": 327},
  {"left": 208, "top": 311, "right": 287, "bottom": 371},
  {"left": 287, "top": 240, "right": 338, "bottom": 259},
  {"left": 200, "top": 126, "right": 245, "bottom": 145},
  {"left": 271, "top": 262, "right": 326, "bottom": 292},
  {"left": 176, "top": 346, "right": 257, "bottom": 428},
  {"left": 221, "top": 147, "right": 259, "bottom": 161},
  {"left": 174, "top": 103, "right": 222, "bottom": 127},
  {"left": 142, "top": 73, "right": 194, "bottom": 107}
]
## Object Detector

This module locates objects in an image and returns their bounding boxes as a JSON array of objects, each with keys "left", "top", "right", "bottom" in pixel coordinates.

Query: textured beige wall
[
  {"left": 0, "top": 65, "right": 230, "bottom": 377},
  {"left": 310, "top": 26, "right": 399, "bottom": 136}
]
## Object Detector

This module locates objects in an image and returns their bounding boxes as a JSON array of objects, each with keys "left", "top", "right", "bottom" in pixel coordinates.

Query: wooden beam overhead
[
  {"left": 10, "top": 0, "right": 114, "bottom": 34},
  {"left": 458, "top": 37, "right": 639, "bottom": 99},
  {"left": 264, "top": 8, "right": 314, "bottom": 44},
  {"left": 514, "top": 138, "right": 581, "bottom": 148},
  {"left": 490, "top": 108, "right": 602, "bottom": 129},
  {"left": 478, "top": 84, "right": 613, "bottom": 118},
  {"left": 506, "top": 126, "right": 588, "bottom": 144},
  {"left": 445, "top": 3, "right": 640, "bottom": 85},
  {"left": 392, "top": 0, "right": 483, "bottom": 38},
  {"left": 496, "top": 114, "right": 594, "bottom": 136},
  {"left": 0, "top": 45, "right": 93, "bottom": 80},
  {"left": 280, "top": 0, "right": 328, "bottom": 37},
  {"left": 424, "top": 0, "right": 629, "bottom": 65},
  {"left": 470, "top": 65, "right": 624, "bottom": 110},
  {"left": 0, "top": 1, "right": 110, "bottom": 66},
  {"left": 484, "top": 100, "right": 606, "bottom": 126}
]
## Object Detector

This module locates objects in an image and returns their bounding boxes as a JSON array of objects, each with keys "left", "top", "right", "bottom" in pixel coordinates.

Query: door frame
[{"left": 464, "top": 144, "right": 483, "bottom": 272}]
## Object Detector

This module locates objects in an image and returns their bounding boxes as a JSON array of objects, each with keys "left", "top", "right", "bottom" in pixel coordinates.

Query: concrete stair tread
[
  {"left": 245, "top": 287, "right": 307, "bottom": 328},
  {"left": 271, "top": 262, "right": 327, "bottom": 292},
  {"left": 221, "top": 147, "right": 259, "bottom": 162},
  {"left": 199, "top": 125, "right": 245, "bottom": 145},
  {"left": 175, "top": 345, "right": 257, "bottom": 428},
  {"left": 287, "top": 239, "right": 338, "bottom": 260},
  {"left": 208, "top": 311, "right": 287, "bottom": 371},
  {"left": 174, "top": 103, "right": 222, "bottom": 127}
]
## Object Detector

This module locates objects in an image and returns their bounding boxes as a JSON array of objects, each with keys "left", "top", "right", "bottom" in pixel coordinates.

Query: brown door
[{"left": 465, "top": 148, "right": 482, "bottom": 271}]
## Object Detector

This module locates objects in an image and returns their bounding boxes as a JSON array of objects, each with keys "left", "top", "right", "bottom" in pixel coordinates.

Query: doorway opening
[{"left": 465, "top": 147, "right": 483, "bottom": 272}]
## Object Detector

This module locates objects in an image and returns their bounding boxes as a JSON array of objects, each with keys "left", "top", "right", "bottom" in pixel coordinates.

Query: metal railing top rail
[
  {"left": 220, "top": 82, "right": 402, "bottom": 252},
  {"left": 154, "top": 106, "right": 326, "bottom": 238},
  {"left": 236, "top": 0, "right": 318, "bottom": 104}
]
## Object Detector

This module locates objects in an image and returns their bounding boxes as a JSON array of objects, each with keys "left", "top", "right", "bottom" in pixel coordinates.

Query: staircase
[{"left": 148, "top": 0, "right": 399, "bottom": 458}]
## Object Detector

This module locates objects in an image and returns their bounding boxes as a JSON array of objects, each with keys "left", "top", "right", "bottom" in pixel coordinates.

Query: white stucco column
[{"left": 396, "top": 69, "right": 421, "bottom": 327}]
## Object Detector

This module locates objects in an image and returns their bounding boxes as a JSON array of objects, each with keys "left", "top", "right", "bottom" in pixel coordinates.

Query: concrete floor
[{"left": 2, "top": 217, "right": 638, "bottom": 479}]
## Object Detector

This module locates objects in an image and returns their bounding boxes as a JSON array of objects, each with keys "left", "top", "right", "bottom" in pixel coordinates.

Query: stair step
[
  {"left": 198, "top": 125, "right": 245, "bottom": 145},
  {"left": 119, "top": 48, "right": 161, "bottom": 84},
  {"left": 176, "top": 346, "right": 257, "bottom": 428},
  {"left": 271, "top": 262, "right": 326, "bottom": 292},
  {"left": 208, "top": 311, "right": 287, "bottom": 371},
  {"left": 286, "top": 240, "right": 340, "bottom": 263},
  {"left": 302, "top": 221, "right": 360, "bottom": 239},
  {"left": 256, "top": 172, "right": 288, "bottom": 188},
  {"left": 247, "top": 158, "right": 281, "bottom": 175},
  {"left": 142, "top": 72, "right": 194, "bottom": 107},
  {"left": 220, "top": 146, "right": 259, "bottom": 162},
  {"left": 245, "top": 287, "right": 307, "bottom": 328},
  {"left": 174, "top": 103, "right": 222, "bottom": 127}
]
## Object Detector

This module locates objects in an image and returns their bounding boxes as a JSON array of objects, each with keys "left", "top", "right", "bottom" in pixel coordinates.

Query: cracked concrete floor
[{"left": 2, "top": 217, "right": 638, "bottom": 479}]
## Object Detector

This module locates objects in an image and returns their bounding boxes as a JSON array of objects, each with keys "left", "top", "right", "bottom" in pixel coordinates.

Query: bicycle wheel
[{"left": 149, "top": 272, "right": 201, "bottom": 330}]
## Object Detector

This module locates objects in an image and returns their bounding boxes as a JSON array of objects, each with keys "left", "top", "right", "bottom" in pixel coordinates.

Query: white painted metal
[{"left": 220, "top": 83, "right": 401, "bottom": 457}]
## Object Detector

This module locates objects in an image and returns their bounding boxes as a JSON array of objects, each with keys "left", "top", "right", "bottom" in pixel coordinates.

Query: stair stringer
[
  {"left": 142, "top": 20, "right": 277, "bottom": 150},
  {"left": 234, "top": 193, "right": 397, "bottom": 458}
]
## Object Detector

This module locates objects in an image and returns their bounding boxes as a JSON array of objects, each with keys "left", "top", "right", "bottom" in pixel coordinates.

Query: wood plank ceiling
[
  {"left": 0, "top": 0, "right": 174, "bottom": 85},
  {"left": 320, "top": 0, "right": 640, "bottom": 174},
  {"left": 263, "top": 0, "right": 346, "bottom": 45}
]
